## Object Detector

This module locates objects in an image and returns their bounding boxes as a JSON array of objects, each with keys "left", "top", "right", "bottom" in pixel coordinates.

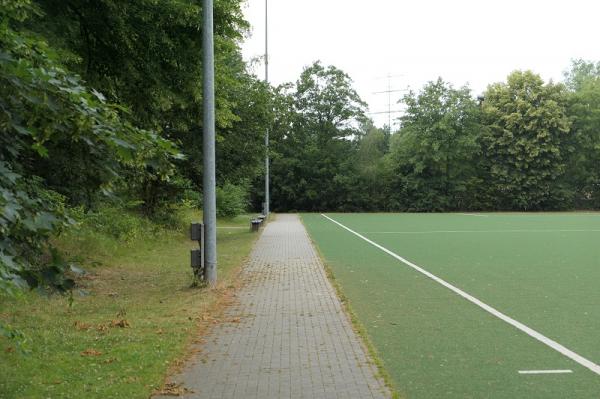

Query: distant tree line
[
  {"left": 2, "top": 0, "right": 600, "bottom": 298},
  {"left": 269, "top": 61, "right": 600, "bottom": 212}
]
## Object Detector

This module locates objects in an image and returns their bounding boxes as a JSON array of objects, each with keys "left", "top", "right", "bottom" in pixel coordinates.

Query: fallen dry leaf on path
[{"left": 155, "top": 382, "right": 193, "bottom": 396}]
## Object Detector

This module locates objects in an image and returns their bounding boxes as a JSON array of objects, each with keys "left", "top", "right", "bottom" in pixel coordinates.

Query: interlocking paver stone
[{"left": 156, "top": 214, "right": 389, "bottom": 398}]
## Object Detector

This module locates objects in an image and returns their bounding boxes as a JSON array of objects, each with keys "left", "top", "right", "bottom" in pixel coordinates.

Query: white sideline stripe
[
  {"left": 320, "top": 213, "right": 600, "bottom": 377},
  {"left": 364, "top": 229, "right": 600, "bottom": 234},
  {"left": 458, "top": 213, "right": 489, "bottom": 217},
  {"left": 518, "top": 370, "right": 573, "bottom": 375}
]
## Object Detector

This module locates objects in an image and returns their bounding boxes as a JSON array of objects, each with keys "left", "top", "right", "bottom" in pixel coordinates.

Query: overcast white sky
[{"left": 241, "top": 0, "right": 599, "bottom": 129}]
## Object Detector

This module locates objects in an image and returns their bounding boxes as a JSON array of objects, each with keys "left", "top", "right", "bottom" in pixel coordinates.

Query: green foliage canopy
[
  {"left": 389, "top": 79, "right": 482, "bottom": 211},
  {"left": 0, "top": 0, "right": 179, "bottom": 294},
  {"left": 564, "top": 60, "right": 600, "bottom": 207},
  {"left": 271, "top": 62, "right": 368, "bottom": 211},
  {"left": 480, "top": 71, "right": 571, "bottom": 210}
]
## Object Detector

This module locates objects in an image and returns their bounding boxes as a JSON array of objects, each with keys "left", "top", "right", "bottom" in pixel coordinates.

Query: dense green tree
[
  {"left": 564, "top": 59, "right": 600, "bottom": 92},
  {"left": 293, "top": 61, "right": 367, "bottom": 140},
  {"left": 0, "top": 0, "right": 179, "bottom": 294},
  {"left": 30, "top": 0, "right": 247, "bottom": 131},
  {"left": 356, "top": 122, "right": 389, "bottom": 171},
  {"left": 388, "top": 79, "right": 481, "bottom": 211},
  {"left": 27, "top": 0, "right": 270, "bottom": 214},
  {"left": 480, "top": 71, "right": 572, "bottom": 210},
  {"left": 564, "top": 60, "right": 600, "bottom": 207},
  {"left": 214, "top": 74, "right": 272, "bottom": 187},
  {"left": 344, "top": 122, "right": 393, "bottom": 210},
  {"left": 270, "top": 62, "right": 367, "bottom": 211}
]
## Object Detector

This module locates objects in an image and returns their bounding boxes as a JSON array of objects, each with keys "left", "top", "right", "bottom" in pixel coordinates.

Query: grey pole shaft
[
  {"left": 264, "top": 0, "right": 270, "bottom": 216},
  {"left": 203, "top": 0, "right": 217, "bottom": 285}
]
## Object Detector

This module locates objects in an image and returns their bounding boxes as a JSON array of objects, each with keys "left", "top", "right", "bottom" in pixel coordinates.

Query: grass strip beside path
[{"left": 0, "top": 210, "right": 258, "bottom": 399}]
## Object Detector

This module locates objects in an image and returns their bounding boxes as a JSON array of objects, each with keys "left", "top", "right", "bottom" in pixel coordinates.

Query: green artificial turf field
[{"left": 302, "top": 213, "right": 600, "bottom": 399}]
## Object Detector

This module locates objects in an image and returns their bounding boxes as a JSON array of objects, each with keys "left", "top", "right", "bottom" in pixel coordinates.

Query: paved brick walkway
[{"left": 158, "top": 214, "right": 389, "bottom": 399}]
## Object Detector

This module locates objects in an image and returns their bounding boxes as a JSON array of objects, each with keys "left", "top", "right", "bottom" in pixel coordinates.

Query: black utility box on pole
[{"left": 190, "top": 222, "right": 204, "bottom": 278}]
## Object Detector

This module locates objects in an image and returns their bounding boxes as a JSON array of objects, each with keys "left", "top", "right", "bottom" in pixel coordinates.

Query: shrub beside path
[{"left": 156, "top": 214, "right": 389, "bottom": 398}]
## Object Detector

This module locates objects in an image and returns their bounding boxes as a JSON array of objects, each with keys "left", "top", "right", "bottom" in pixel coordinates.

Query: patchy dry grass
[{"left": 0, "top": 209, "right": 258, "bottom": 399}]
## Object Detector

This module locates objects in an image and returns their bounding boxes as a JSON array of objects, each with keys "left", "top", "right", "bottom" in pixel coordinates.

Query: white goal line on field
[{"left": 320, "top": 213, "right": 600, "bottom": 377}]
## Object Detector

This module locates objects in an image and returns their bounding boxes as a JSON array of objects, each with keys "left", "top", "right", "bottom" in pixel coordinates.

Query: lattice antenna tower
[{"left": 371, "top": 74, "right": 408, "bottom": 133}]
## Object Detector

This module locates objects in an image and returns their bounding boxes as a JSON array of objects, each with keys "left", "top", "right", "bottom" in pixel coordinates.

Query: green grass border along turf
[
  {"left": 300, "top": 215, "right": 401, "bottom": 399},
  {"left": 0, "top": 209, "right": 259, "bottom": 399}
]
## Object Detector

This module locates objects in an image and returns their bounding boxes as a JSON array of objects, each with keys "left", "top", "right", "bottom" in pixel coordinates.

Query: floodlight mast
[
  {"left": 264, "top": 0, "right": 270, "bottom": 216},
  {"left": 203, "top": 0, "right": 217, "bottom": 285}
]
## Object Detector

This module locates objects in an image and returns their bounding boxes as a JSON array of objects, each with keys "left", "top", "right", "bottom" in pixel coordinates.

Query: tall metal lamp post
[
  {"left": 264, "top": 0, "right": 270, "bottom": 216},
  {"left": 203, "top": 0, "right": 217, "bottom": 285}
]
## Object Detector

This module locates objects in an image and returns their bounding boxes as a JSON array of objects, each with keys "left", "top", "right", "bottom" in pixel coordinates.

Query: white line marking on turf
[
  {"left": 518, "top": 370, "right": 573, "bottom": 375},
  {"left": 458, "top": 213, "right": 489, "bottom": 217},
  {"left": 320, "top": 213, "right": 600, "bottom": 377},
  {"left": 363, "top": 229, "right": 600, "bottom": 234}
]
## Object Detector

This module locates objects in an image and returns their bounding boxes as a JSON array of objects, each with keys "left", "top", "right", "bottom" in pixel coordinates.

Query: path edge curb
[{"left": 298, "top": 213, "right": 399, "bottom": 399}]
